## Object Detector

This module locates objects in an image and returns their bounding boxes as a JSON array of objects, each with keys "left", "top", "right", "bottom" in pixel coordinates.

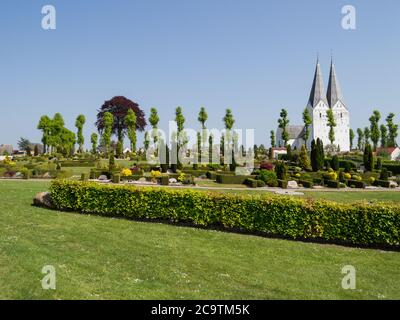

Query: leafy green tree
[
  {"left": 102, "top": 112, "right": 113, "bottom": 155},
  {"left": 278, "top": 109, "right": 289, "bottom": 146},
  {"left": 380, "top": 124, "right": 388, "bottom": 148},
  {"left": 149, "top": 107, "right": 159, "bottom": 144},
  {"left": 198, "top": 107, "right": 208, "bottom": 129},
  {"left": 326, "top": 109, "right": 336, "bottom": 145},
  {"left": 37, "top": 115, "right": 51, "bottom": 153},
  {"left": 90, "top": 133, "right": 98, "bottom": 154},
  {"left": 364, "top": 127, "right": 370, "bottom": 146},
  {"left": 386, "top": 113, "right": 398, "bottom": 147},
  {"left": 198, "top": 107, "right": 208, "bottom": 160},
  {"left": 75, "top": 114, "right": 86, "bottom": 153},
  {"left": 223, "top": 108, "right": 235, "bottom": 130},
  {"left": 369, "top": 110, "right": 381, "bottom": 151},
  {"left": 17, "top": 137, "right": 31, "bottom": 151},
  {"left": 349, "top": 129, "right": 355, "bottom": 150},
  {"left": 302, "top": 108, "right": 312, "bottom": 145},
  {"left": 357, "top": 128, "right": 364, "bottom": 150},
  {"left": 144, "top": 131, "right": 150, "bottom": 153},
  {"left": 270, "top": 130, "right": 276, "bottom": 148},
  {"left": 125, "top": 109, "right": 137, "bottom": 153},
  {"left": 175, "top": 107, "right": 186, "bottom": 167}
]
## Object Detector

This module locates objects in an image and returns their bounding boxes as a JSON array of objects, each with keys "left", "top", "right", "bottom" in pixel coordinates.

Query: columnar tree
[
  {"left": 349, "top": 129, "right": 355, "bottom": 150},
  {"left": 102, "top": 112, "right": 113, "bottom": 155},
  {"left": 380, "top": 124, "right": 388, "bottom": 148},
  {"left": 149, "top": 107, "right": 159, "bottom": 145},
  {"left": 311, "top": 138, "right": 324, "bottom": 172},
  {"left": 208, "top": 134, "right": 213, "bottom": 164},
  {"left": 125, "top": 109, "right": 137, "bottom": 153},
  {"left": 175, "top": 107, "right": 187, "bottom": 167},
  {"left": 270, "top": 130, "right": 276, "bottom": 148},
  {"left": 302, "top": 108, "right": 312, "bottom": 146},
  {"left": 198, "top": 107, "right": 208, "bottom": 161},
  {"left": 75, "top": 114, "right": 86, "bottom": 153},
  {"left": 298, "top": 144, "right": 311, "bottom": 170},
  {"left": 326, "top": 108, "right": 336, "bottom": 145},
  {"left": 369, "top": 110, "right": 381, "bottom": 151},
  {"left": 90, "top": 133, "right": 98, "bottom": 154},
  {"left": 144, "top": 131, "right": 150, "bottom": 154},
  {"left": 357, "top": 128, "right": 364, "bottom": 150},
  {"left": 363, "top": 143, "right": 374, "bottom": 171},
  {"left": 278, "top": 109, "right": 289, "bottom": 147},
  {"left": 223, "top": 108, "right": 235, "bottom": 167},
  {"left": 386, "top": 113, "right": 398, "bottom": 147},
  {"left": 37, "top": 115, "right": 51, "bottom": 154},
  {"left": 364, "top": 127, "right": 370, "bottom": 146}
]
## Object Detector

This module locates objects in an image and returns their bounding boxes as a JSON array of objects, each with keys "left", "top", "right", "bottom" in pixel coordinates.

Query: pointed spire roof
[
  {"left": 307, "top": 59, "right": 327, "bottom": 108},
  {"left": 327, "top": 59, "right": 345, "bottom": 108}
]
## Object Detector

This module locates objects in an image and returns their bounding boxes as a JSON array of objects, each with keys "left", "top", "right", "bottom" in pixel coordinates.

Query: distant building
[
  {"left": 376, "top": 147, "right": 400, "bottom": 161},
  {"left": 271, "top": 147, "right": 287, "bottom": 159},
  {"left": 0, "top": 144, "right": 13, "bottom": 155},
  {"left": 277, "top": 58, "right": 350, "bottom": 152}
]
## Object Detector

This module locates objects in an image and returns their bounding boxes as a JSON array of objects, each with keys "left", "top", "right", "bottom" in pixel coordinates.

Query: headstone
[{"left": 287, "top": 180, "right": 298, "bottom": 189}]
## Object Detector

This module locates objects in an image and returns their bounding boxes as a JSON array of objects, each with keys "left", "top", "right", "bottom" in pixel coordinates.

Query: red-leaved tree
[{"left": 96, "top": 96, "right": 147, "bottom": 143}]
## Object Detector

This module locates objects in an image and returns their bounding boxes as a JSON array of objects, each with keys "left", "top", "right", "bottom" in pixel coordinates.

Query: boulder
[
  {"left": 42, "top": 172, "right": 51, "bottom": 179},
  {"left": 98, "top": 175, "right": 108, "bottom": 181},
  {"left": 169, "top": 178, "right": 177, "bottom": 183},
  {"left": 138, "top": 177, "right": 147, "bottom": 182},
  {"left": 33, "top": 192, "right": 53, "bottom": 208},
  {"left": 287, "top": 180, "right": 299, "bottom": 189},
  {"left": 389, "top": 181, "right": 398, "bottom": 188}
]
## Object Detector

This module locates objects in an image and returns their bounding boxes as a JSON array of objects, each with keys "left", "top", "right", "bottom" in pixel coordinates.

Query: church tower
[
  {"left": 326, "top": 59, "right": 350, "bottom": 151},
  {"left": 306, "top": 59, "right": 330, "bottom": 149}
]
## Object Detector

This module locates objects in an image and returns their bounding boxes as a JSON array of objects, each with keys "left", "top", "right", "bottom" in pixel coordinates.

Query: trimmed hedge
[
  {"left": 216, "top": 174, "right": 255, "bottom": 184},
  {"left": 325, "top": 180, "right": 344, "bottom": 189},
  {"left": 49, "top": 180, "right": 400, "bottom": 247},
  {"left": 382, "top": 163, "right": 400, "bottom": 175},
  {"left": 60, "top": 160, "right": 96, "bottom": 167},
  {"left": 277, "top": 179, "right": 288, "bottom": 189},
  {"left": 374, "top": 180, "right": 391, "bottom": 188},
  {"left": 346, "top": 179, "right": 366, "bottom": 189},
  {"left": 298, "top": 180, "right": 313, "bottom": 188}
]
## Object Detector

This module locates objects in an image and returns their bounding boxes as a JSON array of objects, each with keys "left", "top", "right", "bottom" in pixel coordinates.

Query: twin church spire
[{"left": 307, "top": 58, "right": 345, "bottom": 109}]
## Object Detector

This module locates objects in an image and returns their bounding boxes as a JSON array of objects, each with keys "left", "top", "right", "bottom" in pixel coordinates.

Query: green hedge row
[
  {"left": 382, "top": 163, "right": 400, "bottom": 175},
  {"left": 374, "top": 180, "right": 392, "bottom": 188},
  {"left": 60, "top": 160, "right": 96, "bottom": 167},
  {"left": 346, "top": 179, "right": 366, "bottom": 189},
  {"left": 215, "top": 174, "right": 255, "bottom": 184},
  {"left": 49, "top": 180, "right": 400, "bottom": 247},
  {"left": 298, "top": 180, "right": 313, "bottom": 188}
]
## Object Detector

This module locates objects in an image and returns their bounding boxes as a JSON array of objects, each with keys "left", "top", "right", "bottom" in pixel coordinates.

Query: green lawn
[{"left": 1, "top": 180, "right": 399, "bottom": 299}]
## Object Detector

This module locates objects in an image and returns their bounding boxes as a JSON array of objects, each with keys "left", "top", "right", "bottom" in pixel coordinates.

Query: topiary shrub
[{"left": 256, "top": 170, "right": 278, "bottom": 187}]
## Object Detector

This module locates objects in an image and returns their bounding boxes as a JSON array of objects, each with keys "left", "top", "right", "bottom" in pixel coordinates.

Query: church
[{"left": 276, "top": 59, "right": 351, "bottom": 152}]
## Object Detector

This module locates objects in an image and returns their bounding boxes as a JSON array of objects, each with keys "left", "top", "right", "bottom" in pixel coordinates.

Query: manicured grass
[
  {"left": 1, "top": 180, "right": 399, "bottom": 299},
  {"left": 302, "top": 191, "right": 400, "bottom": 204}
]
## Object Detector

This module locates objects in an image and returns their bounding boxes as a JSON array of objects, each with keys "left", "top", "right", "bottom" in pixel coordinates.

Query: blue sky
[{"left": 1, "top": 0, "right": 399, "bottom": 148}]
